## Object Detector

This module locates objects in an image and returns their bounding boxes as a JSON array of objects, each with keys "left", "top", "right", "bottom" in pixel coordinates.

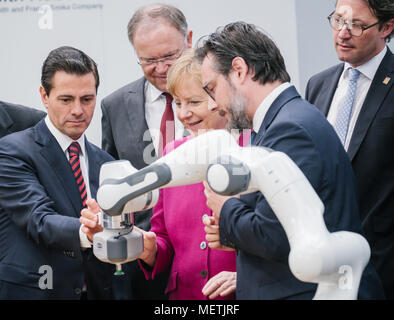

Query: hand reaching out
[{"left": 80, "top": 198, "right": 103, "bottom": 243}]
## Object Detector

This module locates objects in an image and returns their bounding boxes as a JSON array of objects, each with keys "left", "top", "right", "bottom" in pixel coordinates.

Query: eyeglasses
[
  {"left": 137, "top": 49, "right": 183, "bottom": 68},
  {"left": 202, "top": 76, "right": 218, "bottom": 101},
  {"left": 327, "top": 11, "right": 380, "bottom": 37}
]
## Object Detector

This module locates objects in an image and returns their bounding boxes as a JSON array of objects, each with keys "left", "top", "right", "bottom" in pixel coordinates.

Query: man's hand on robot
[
  {"left": 203, "top": 215, "right": 235, "bottom": 252},
  {"left": 80, "top": 199, "right": 103, "bottom": 243},
  {"left": 203, "top": 181, "right": 239, "bottom": 222}
]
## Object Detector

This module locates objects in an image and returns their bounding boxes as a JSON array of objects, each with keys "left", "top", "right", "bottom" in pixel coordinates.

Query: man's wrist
[{"left": 79, "top": 225, "right": 93, "bottom": 248}]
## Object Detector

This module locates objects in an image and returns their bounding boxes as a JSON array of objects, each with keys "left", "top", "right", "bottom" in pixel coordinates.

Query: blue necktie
[{"left": 334, "top": 68, "right": 360, "bottom": 145}]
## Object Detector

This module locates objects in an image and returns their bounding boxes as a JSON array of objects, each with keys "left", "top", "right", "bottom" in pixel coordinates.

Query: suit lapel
[
  {"left": 85, "top": 140, "right": 99, "bottom": 199},
  {"left": 348, "top": 50, "right": 394, "bottom": 161},
  {"left": 0, "top": 106, "right": 13, "bottom": 138},
  {"left": 35, "top": 120, "right": 82, "bottom": 217},
  {"left": 319, "top": 64, "right": 344, "bottom": 116},
  {"left": 124, "top": 77, "right": 158, "bottom": 163},
  {"left": 253, "top": 86, "right": 300, "bottom": 145}
]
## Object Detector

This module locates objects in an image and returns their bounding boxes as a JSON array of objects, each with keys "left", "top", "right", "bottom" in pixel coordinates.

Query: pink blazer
[{"left": 139, "top": 135, "right": 242, "bottom": 300}]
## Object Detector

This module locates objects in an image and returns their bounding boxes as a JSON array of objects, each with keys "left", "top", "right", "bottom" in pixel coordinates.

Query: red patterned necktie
[
  {"left": 68, "top": 142, "right": 87, "bottom": 208},
  {"left": 158, "top": 93, "right": 175, "bottom": 157}
]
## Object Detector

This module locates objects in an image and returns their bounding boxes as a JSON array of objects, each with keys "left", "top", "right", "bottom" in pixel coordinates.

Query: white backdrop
[{"left": 1, "top": 0, "right": 392, "bottom": 146}]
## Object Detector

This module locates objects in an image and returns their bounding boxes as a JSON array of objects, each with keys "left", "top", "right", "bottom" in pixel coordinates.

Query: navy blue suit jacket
[
  {"left": 305, "top": 49, "right": 394, "bottom": 299},
  {"left": 0, "top": 119, "right": 116, "bottom": 299},
  {"left": 219, "top": 86, "right": 384, "bottom": 300}
]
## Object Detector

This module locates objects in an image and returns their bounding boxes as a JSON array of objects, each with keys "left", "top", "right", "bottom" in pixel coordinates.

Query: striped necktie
[
  {"left": 334, "top": 68, "right": 361, "bottom": 146},
  {"left": 68, "top": 142, "right": 87, "bottom": 208}
]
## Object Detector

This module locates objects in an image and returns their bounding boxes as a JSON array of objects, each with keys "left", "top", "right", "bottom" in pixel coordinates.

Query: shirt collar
[
  {"left": 145, "top": 81, "right": 166, "bottom": 103},
  {"left": 344, "top": 46, "right": 387, "bottom": 81},
  {"left": 45, "top": 115, "right": 86, "bottom": 156},
  {"left": 253, "top": 82, "right": 292, "bottom": 133}
]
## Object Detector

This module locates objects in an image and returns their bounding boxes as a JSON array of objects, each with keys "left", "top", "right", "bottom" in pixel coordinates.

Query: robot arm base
[{"left": 93, "top": 228, "right": 144, "bottom": 265}]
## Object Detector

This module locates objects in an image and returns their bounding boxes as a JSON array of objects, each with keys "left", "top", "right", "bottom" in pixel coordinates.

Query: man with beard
[{"left": 196, "top": 21, "right": 384, "bottom": 300}]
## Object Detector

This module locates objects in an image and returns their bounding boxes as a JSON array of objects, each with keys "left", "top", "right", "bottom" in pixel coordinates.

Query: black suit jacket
[
  {"left": 101, "top": 77, "right": 171, "bottom": 299},
  {"left": 0, "top": 101, "right": 46, "bottom": 138},
  {"left": 0, "top": 120, "right": 116, "bottom": 299},
  {"left": 220, "top": 86, "right": 384, "bottom": 300},
  {"left": 305, "top": 48, "right": 394, "bottom": 299}
]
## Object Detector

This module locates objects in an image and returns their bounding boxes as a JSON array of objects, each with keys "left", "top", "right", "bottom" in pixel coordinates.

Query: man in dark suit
[
  {"left": 305, "top": 0, "right": 393, "bottom": 299},
  {"left": 0, "top": 46, "right": 116, "bottom": 299},
  {"left": 0, "top": 100, "right": 45, "bottom": 138},
  {"left": 100, "top": 4, "right": 192, "bottom": 299},
  {"left": 197, "top": 21, "right": 384, "bottom": 299}
]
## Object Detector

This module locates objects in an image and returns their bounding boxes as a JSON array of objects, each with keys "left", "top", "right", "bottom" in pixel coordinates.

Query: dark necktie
[
  {"left": 250, "top": 130, "right": 257, "bottom": 145},
  {"left": 68, "top": 142, "right": 87, "bottom": 208},
  {"left": 158, "top": 93, "right": 175, "bottom": 157}
]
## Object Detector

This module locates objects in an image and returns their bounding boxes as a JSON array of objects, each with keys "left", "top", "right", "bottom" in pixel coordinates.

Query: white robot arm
[
  {"left": 93, "top": 131, "right": 238, "bottom": 272},
  {"left": 95, "top": 130, "right": 370, "bottom": 299},
  {"left": 97, "top": 130, "right": 239, "bottom": 215},
  {"left": 206, "top": 144, "right": 370, "bottom": 300}
]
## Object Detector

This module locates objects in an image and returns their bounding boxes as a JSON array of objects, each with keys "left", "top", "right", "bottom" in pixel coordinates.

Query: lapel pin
[{"left": 383, "top": 77, "right": 391, "bottom": 85}]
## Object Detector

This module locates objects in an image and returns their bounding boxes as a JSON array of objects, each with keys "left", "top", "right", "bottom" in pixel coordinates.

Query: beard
[{"left": 225, "top": 91, "right": 252, "bottom": 131}]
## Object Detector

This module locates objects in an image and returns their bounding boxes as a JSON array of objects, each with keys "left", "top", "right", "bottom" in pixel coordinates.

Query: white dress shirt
[
  {"left": 327, "top": 46, "right": 387, "bottom": 150},
  {"left": 144, "top": 81, "right": 185, "bottom": 154},
  {"left": 253, "top": 82, "right": 292, "bottom": 133},
  {"left": 45, "top": 116, "right": 92, "bottom": 248}
]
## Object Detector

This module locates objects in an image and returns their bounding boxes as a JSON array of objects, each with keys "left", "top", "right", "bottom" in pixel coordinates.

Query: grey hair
[{"left": 127, "top": 3, "right": 188, "bottom": 45}]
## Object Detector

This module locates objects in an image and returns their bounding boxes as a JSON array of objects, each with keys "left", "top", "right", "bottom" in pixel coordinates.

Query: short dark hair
[
  {"left": 127, "top": 3, "right": 188, "bottom": 45},
  {"left": 195, "top": 21, "right": 290, "bottom": 85},
  {"left": 366, "top": 0, "right": 394, "bottom": 42},
  {"left": 41, "top": 46, "right": 99, "bottom": 95}
]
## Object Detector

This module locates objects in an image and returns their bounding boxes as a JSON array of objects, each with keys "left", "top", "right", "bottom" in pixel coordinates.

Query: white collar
[
  {"left": 145, "top": 81, "right": 166, "bottom": 103},
  {"left": 344, "top": 46, "right": 387, "bottom": 81},
  {"left": 253, "top": 82, "right": 292, "bottom": 133},
  {"left": 45, "top": 115, "right": 86, "bottom": 156}
]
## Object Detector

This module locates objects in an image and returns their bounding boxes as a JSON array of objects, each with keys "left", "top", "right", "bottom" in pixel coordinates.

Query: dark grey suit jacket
[
  {"left": 305, "top": 48, "right": 394, "bottom": 299},
  {"left": 0, "top": 101, "right": 46, "bottom": 138},
  {"left": 101, "top": 77, "right": 159, "bottom": 171}
]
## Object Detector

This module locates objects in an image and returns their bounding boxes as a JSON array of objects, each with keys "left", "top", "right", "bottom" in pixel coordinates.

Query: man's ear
[
  {"left": 186, "top": 30, "right": 193, "bottom": 49},
  {"left": 39, "top": 86, "right": 49, "bottom": 110},
  {"left": 380, "top": 19, "right": 394, "bottom": 40},
  {"left": 231, "top": 57, "right": 249, "bottom": 85}
]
